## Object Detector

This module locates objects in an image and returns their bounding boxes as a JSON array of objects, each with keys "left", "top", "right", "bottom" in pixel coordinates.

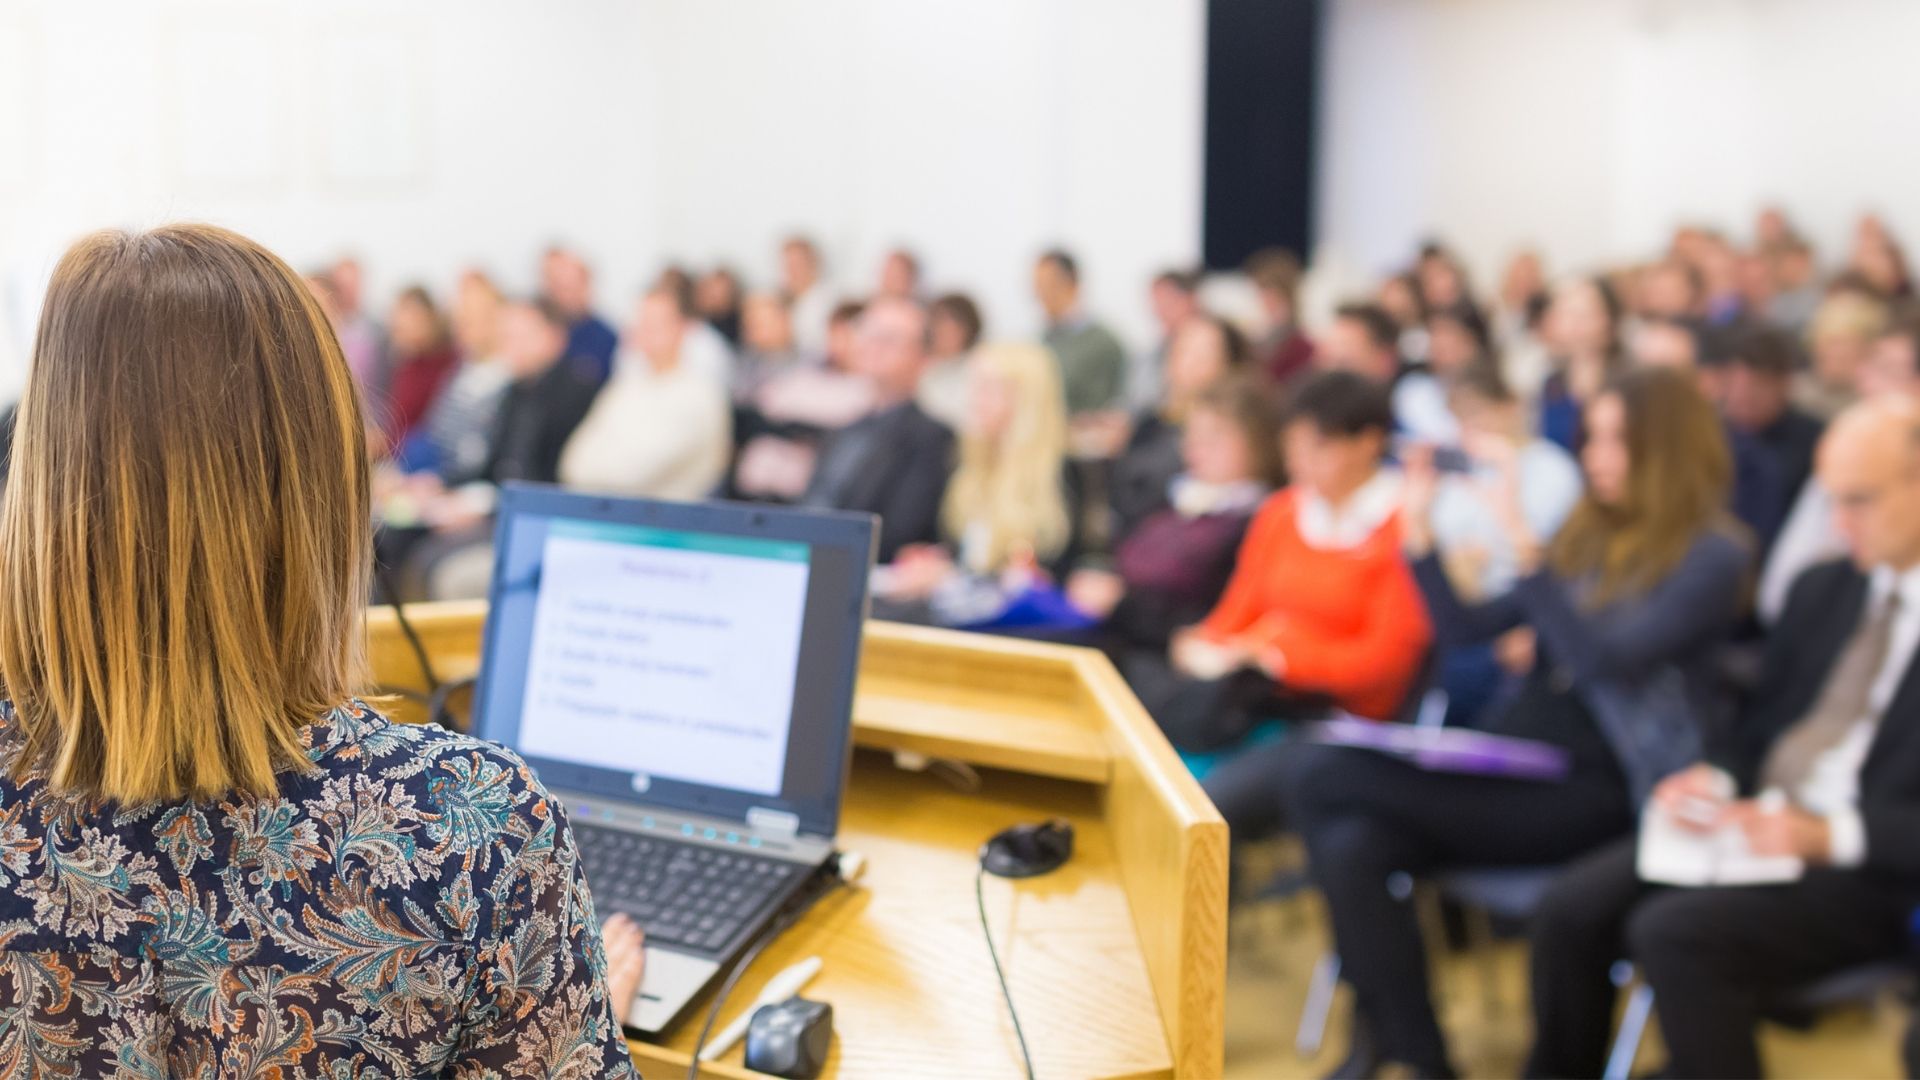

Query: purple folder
[{"left": 1308, "top": 717, "right": 1571, "bottom": 782}]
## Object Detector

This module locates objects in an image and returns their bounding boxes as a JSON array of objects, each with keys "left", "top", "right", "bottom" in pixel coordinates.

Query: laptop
[{"left": 470, "top": 484, "right": 877, "bottom": 1034}]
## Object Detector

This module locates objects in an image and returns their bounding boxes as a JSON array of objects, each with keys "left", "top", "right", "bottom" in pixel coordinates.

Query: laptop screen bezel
[{"left": 468, "top": 484, "right": 876, "bottom": 841}]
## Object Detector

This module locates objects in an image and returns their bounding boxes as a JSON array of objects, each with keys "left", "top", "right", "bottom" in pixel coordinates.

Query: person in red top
[
  {"left": 1128, "top": 370, "right": 1432, "bottom": 752},
  {"left": 381, "top": 284, "right": 460, "bottom": 452}
]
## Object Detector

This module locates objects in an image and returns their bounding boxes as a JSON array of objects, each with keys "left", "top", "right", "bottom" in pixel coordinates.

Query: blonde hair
[
  {"left": 942, "top": 342, "right": 1071, "bottom": 572},
  {"left": 0, "top": 225, "right": 372, "bottom": 803},
  {"left": 1809, "top": 291, "right": 1889, "bottom": 346}
]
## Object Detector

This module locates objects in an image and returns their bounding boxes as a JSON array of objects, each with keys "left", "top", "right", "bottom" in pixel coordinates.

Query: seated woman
[
  {"left": 1425, "top": 364, "right": 1585, "bottom": 725},
  {"left": 1536, "top": 275, "right": 1628, "bottom": 452},
  {"left": 1105, "top": 311, "right": 1253, "bottom": 541},
  {"left": 1068, "top": 376, "right": 1282, "bottom": 656},
  {"left": 0, "top": 225, "right": 643, "bottom": 1074},
  {"left": 872, "top": 342, "right": 1071, "bottom": 627},
  {"left": 380, "top": 283, "right": 461, "bottom": 451},
  {"left": 1280, "top": 365, "right": 1749, "bottom": 1079},
  {"left": 1129, "top": 371, "right": 1433, "bottom": 754}
]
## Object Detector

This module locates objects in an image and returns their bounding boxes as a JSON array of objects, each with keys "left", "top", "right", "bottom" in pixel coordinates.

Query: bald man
[{"left": 1525, "top": 396, "right": 1920, "bottom": 1079}]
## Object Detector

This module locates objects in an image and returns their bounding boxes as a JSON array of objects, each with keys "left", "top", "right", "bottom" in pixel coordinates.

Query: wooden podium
[{"left": 369, "top": 603, "right": 1227, "bottom": 1079}]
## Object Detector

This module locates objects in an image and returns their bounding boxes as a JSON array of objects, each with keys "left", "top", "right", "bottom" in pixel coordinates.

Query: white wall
[
  {"left": 1316, "top": 0, "right": 1920, "bottom": 299},
  {"left": 0, "top": 0, "right": 1206, "bottom": 397},
  {"left": 648, "top": 0, "right": 1205, "bottom": 349},
  {"left": 0, "top": 0, "right": 670, "bottom": 396}
]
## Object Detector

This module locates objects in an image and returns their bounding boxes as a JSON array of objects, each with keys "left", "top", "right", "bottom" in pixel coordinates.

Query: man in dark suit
[
  {"left": 802, "top": 295, "right": 954, "bottom": 562},
  {"left": 1526, "top": 396, "right": 1920, "bottom": 1079}
]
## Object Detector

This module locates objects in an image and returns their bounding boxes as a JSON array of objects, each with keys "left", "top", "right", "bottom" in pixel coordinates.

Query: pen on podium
[{"left": 697, "top": 955, "right": 824, "bottom": 1062}]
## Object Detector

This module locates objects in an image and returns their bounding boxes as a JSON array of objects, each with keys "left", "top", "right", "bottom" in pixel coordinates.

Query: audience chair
[{"left": 1603, "top": 959, "right": 1919, "bottom": 1080}]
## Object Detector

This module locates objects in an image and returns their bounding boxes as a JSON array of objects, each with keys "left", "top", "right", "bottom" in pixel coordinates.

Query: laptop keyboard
[{"left": 572, "top": 822, "right": 809, "bottom": 956}]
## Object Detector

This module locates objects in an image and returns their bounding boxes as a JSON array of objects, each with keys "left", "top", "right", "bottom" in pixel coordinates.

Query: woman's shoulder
[{"left": 304, "top": 701, "right": 562, "bottom": 859}]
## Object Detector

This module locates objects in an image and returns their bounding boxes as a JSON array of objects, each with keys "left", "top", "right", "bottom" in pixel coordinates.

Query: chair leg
[
  {"left": 1296, "top": 951, "right": 1343, "bottom": 1059},
  {"left": 1604, "top": 984, "right": 1655, "bottom": 1080},
  {"left": 1464, "top": 903, "right": 1502, "bottom": 1023}
]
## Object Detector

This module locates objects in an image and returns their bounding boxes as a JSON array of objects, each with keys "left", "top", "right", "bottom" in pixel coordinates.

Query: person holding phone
[{"left": 1279, "top": 366, "right": 1748, "bottom": 1079}]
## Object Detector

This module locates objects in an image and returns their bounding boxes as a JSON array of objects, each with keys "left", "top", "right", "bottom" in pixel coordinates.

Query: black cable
[
  {"left": 685, "top": 869, "right": 847, "bottom": 1079},
  {"left": 977, "top": 865, "right": 1037, "bottom": 1080},
  {"left": 427, "top": 675, "right": 477, "bottom": 732},
  {"left": 373, "top": 562, "right": 439, "bottom": 695}
]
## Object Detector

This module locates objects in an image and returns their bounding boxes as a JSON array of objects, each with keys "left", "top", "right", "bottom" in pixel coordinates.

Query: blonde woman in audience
[
  {"left": 1797, "top": 291, "right": 1890, "bottom": 420},
  {"left": 876, "top": 341, "right": 1071, "bottom": 625}
]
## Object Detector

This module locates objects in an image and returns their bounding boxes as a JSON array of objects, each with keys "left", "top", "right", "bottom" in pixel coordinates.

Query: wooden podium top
[{"left": 368, "top": 603, "right": 1227, "bottom": 1079}]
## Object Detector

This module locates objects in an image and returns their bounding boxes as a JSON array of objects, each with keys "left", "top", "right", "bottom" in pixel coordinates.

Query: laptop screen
[{"left": 472, "top": 486, "right": 876, "bottom": 840}]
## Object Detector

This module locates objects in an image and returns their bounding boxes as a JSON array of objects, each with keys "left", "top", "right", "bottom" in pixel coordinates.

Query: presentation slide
[{"left": 516, "top": 521, "right": 811, "bottom": 797}]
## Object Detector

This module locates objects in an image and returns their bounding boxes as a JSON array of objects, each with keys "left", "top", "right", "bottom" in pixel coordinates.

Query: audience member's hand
[
  {"left": 1398, "top": 445, "right": 1439, "bottom": 556},
  {"left": 1170, "top": 628, "right": 1252, "bottom": 680},
  {"left": 1069, "top": 411, "right": 1133, "bottom": 460},
  {"left": 602, "top": 914, "right": 647, "bottom": 1028},
  {"left": 1001, "top": 543, "right": 1048, "bottom": 590},
  {"left": 1492, "top": 627, "right": 1536, "bottom": 677},
  {"left": 883, "top": 545, "right": 955, "bottom": 601},
  {"left": 1652, "top": 763, "right": 1734, "bottom": 832},
  {"left": 1728, "top": 800, "right": 1832, "bottom": 862},
  {"left": 425, "top": 494, "right": 487, "bottom": 536},
  {"left": 1066, "top": 569, "right": 1126, "bottom": 619}
]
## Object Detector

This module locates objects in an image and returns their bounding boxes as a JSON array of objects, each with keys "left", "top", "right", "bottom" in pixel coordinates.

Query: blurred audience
[
  {"left": 1135, "top": 268, "right": 1203, "bottom": 409},
  {"left": 1278, "top": 366, "right": 1749, "bottom": 1079},
  {"left": 1070, "top": 376, "right": 1282, "bottom": 656},
  {"left": 1131, "top": 371, "right": 1433, "bottom": 753},
  {"left": 540, "top": 246, "right": 618, "bottom": 385},
  {"left": 800, "top": 296, "right": 954, "bottom": 561},
  {"left": 918, "top": 293, "right": 984, "bottom": 431},
  {"left": 558, "top": 285, "right": 731, "bottom": 501},
  {"left": 1247, "top": 248, "right": 1315, "bottom": 387},
  {"left": 875, "top": 342, "right": 1070, "bottom": 625},
  {"left": 1035, "top": 248, "right": 1127, "bottom": 421},
  {"left": 381, "top": 285, "right": 460, "bottom": 449},
  {"left": 1529, "top": 396, "right": 1920, "bottom": 1079}
]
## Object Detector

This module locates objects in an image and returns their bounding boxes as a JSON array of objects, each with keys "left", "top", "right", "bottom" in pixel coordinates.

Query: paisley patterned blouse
[{"left": 0, "top": 699, "right": 641, "bottom": 1079}]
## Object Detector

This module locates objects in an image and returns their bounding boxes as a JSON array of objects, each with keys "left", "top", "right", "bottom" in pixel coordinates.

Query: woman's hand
[
  {"left": 1467, "top": 435, "right": 1542, "bottom": 573},
  {"left": 1492, "top": 626, "right": 1537, "bottom": 677},
  {"left": 1069, "top": 410, "right": 1134, "bottom": 460},
  {"left": 1399, "top": 444, "right": 1439, "bottom": 556},
  {"left": 1170, "top": 627, "right": 1253, "bottom": 681},
  {"left": 882, "top": 545, "right": 956, "bottom": 601},
  {"left": 602, "top": 914, "right": 647, "bottom": 1027}
]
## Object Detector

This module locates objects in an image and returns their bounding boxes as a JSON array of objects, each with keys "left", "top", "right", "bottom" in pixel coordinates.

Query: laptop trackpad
[{"left": 629, "top": 946, "right": 722, "bottom": 1035}]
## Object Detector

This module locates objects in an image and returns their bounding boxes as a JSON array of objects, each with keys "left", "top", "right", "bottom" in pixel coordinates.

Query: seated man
[
  {"left": 1130, "top": 371, "right": 1433, "bottom": 753},
  {"left": 1760, "top": 312, "right": 1920, "bottom": 622},
  {"left": 800, "top": 296, "right": 955, "bottom": 562},
  {"left": 389, "top": 297, "right": 602, "bottom": 598},
  {"left": 1527, "top": 396, "right": 1920, "bottom": 1079},
  {"left": 1034, "top": 248, "right": 1127, "bottom": 421},
  {"left": 558, "top": 284, "right": 731, "bottom": 501},
  {"left": 1721, "top": 325, "right": 1826, "bottom": 509}
]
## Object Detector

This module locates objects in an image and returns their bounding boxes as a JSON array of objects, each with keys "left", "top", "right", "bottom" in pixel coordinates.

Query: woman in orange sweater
[{"left": 1131, "top": 370, "right": 1433, "bottom": 752}]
